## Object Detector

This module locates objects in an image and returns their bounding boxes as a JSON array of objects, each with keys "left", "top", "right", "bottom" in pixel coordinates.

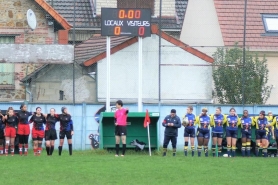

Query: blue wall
[{"left": 0, "top": 103, "right": 277, "bottom": 150}]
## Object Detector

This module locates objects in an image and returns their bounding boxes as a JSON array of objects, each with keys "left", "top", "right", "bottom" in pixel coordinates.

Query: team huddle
[
  {"left": 162, "top": 106, "right": 278, "bottom": 157},
  {"left": 0, "top": 104, "right": 74, "bottom": 156}
]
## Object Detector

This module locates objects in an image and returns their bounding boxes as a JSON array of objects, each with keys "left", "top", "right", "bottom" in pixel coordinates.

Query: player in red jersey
[
  {"left": 0, "top": 110, "right": 5, "bottom": 156},
  {"left": 16, "top": 104, "right": 33, "bottom": 156},
  {"left": 45, "top": 108, "right": 59, "bottom": 156},
  {"left": 3, "top": 107, "right": 18, "bottom": 156},
  {"left": 114, "top": 100, "right": 129, "bottom": 157},
  {"left": 29, "top": 107, "right": 46, "bottom": 156}
]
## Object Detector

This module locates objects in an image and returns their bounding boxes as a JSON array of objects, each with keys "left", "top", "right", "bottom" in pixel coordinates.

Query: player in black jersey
[
  {"left": 45, "top": 108, "right": 59, "bottom": 156},
  {"left": 59, "top": 107, "right": 74, "bottom": 156}
]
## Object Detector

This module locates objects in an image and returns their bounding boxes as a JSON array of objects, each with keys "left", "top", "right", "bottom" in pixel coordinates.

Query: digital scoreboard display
[{"left": 101, "top": 8, "right": 151, "bottom": 37}]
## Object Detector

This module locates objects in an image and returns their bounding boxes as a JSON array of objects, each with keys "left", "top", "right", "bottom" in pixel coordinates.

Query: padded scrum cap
[{"left": 61, "top": 107, "right": 66, "bottom": 113}]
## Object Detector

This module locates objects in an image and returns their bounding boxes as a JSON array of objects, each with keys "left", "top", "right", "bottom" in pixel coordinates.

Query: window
[
  {"left": 117, "top": 0, "right": 154, "bottom": 15},
  {"left": 0, "top": 36, "right": 15, "bottom": 87},
  {"left": 262, "top": 14, "right": 278, "bottom": 34}
]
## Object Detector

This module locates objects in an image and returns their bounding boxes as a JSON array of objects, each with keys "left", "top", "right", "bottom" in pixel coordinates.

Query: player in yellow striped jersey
[
  {"left": 210, "top": 107, "right": 227, "bottom": 157},
  {"left": 195, "top": 108, "right": 212, "bottom": 157},
  {"left": 240, "top": 110, "right": 255, "bottom": 157},
  {"left": 267, "top": 113, "right": 278, "bottom": 156},
  {"left": 226, "top": 108, "right": 241, "bottom": 157},
  {"left": 266, "top": 111, "right": 274, "bottom": 147},
  {"left": 253, "top": 111, "right": 269, "bottom": 157},
  {"left": 182, "top": 106, "right": 196, "bottom": 157}
]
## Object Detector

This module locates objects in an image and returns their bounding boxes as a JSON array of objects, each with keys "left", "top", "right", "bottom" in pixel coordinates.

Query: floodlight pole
[
  {"left": 242, "top": 0, "right": 247, "bottom": 106},
  {"left": 106, "top": 36, "right": 111, "bottom": 112},
  {"left": 73, "top": 0, "right": 76, "bottom": 105},
  {"left": 138, "top": 37, "right": 143, "bottom": 112}
]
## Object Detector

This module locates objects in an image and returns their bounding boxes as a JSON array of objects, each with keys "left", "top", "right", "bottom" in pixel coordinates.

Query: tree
[{"left": 212, "top": 45, "right": 272, "bottom": 104}]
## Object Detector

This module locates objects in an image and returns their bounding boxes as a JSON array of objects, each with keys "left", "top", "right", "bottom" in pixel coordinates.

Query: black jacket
[{"left": 162, "top": 115, "right": 181, "bottom": 137}]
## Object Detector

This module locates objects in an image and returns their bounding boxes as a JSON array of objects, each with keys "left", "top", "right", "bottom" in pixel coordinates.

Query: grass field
[{"left": 1, "top": 149, "right": 277, "bottom": 185}]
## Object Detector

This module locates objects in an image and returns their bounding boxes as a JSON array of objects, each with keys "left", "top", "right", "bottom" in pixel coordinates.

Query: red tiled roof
[
  {"left": 214, "top": 0, "right": 278, "bottom": 50},
  {"left": 35, "top": 0, "right": 72, "bottom": 30},
  {"left": 83, "top": 25, "right": 213, "bottom": 66}
]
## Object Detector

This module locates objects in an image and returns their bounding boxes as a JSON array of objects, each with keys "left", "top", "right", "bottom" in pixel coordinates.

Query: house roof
[
  {"left": 20, "top": 64, "right": 49, "bottom": 82},
  {"left": 81, "top": 25, "right": 213, "bottom": 67},
  {"left": 74, "top": 36, "right": 132, "bottom": 64},
  {"left": 44, "top": 0, "right": 188, "bottom": 30},
  {"left": 35, "top": 0, "right": 72, "bottom": 30},
  {"left": 214, "top": 0, "right": 278, "bottom": 50}
]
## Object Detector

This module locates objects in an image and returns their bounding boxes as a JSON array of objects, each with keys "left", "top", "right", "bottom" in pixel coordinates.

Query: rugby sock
[
  {"left": 231, "top": 146, "right": 236, "bottom": 157},
  {"left": 241, "top": 143, "right": 246, "bottom": 157},
  {"left": 0, "top": 145, "right": 3, "bottom": 155},
  {"left": 255, "top": 143, "right": 260, "bottom": 156},
  {"left": 115, "top": 144, "right": 119, "bottom": 155},
  {"left": 10, "top": 145, "right": 14, "bottom": 156},
  {"left": 246, "top": 142, "right": 251, "bottom": 157},
  {"left": 191, "top": 146, "right": 195, "bottom": 157},
  {"left": 69, "top": 144, "right": 73, "bottom": 155},
  {"left": 162, "top": 148, "right": 167, "bottom": 156},
  {"left": 5, "top": 145, "right": 9, "bottom": 155},
  {"left": 173, "top": 148, "right": 176, "bottom": 157},
  {"left": 37, "top": 143, "right": 42, "bottom": 156},
  {"left": 212, "top": 145, "right": 216, "bottom": 157},
  {"left": 50, "top": 146, "right": 54, "bottom": 155},
  {"left": 46, "top": 147, "right": 50, "bottom": 155},
  {"left": 24, "top": 144, "right": 28, "bottom": 156},
  {"left": 184, "top": 142, "right": 188, "bottom": 156},
  {"left": 19, "top": 144, "right": 23, "bottom": 155},
  {"left": 122, "top": 144, "right": 126, "bottom": 156},
  {"left": 204, "top": 146, "right": 208, "bottom": 157},
  {"left": 197, "top": 146, "right": 202, "bottom": 157},
  {"left": 33, "top": 149, "right": 37, "bottom": 156},
  {"left": 218, "top": 145, "right": 222, "bottom": 157},
  {"left": 58, "top": 146, "right": 63, "bottom": 156},
  {"left": 263, "top": 148, "right": 268, "bottom": 157},
  {"left": 227, "top": 145, "right": 231, "bottom": 157}
]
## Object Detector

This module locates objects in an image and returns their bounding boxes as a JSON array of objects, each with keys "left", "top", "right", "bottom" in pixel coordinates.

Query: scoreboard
[{"left": 101, "top": 8, "right": 151, "bottom": 37}]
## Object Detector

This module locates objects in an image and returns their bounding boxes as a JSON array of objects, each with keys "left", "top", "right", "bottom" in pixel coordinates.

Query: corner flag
[{"left": 144, "top": 109, "right": 151, "bottom": 127}]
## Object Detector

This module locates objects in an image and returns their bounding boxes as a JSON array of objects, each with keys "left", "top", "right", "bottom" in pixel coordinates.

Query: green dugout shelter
[{"left": 99, "top": 112, "right": 160, "bottom": 150}]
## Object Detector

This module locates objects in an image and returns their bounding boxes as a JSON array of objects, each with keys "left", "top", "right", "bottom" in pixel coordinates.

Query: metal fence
[{"left": 0, "top": 0, "right": 278, "bottom": 106}]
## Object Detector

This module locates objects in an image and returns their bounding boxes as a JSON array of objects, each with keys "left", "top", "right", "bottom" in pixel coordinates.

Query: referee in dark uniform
[{"left": 162, "top": 109, "right": 181, "bottom": 156}]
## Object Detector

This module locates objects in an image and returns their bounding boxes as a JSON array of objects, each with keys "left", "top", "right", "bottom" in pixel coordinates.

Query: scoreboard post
[{"left": 101, "top": 8, "right": 151, "bottom": 113}]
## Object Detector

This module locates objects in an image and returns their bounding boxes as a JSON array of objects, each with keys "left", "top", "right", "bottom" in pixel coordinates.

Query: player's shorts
[
  {"left": 0, "top": 130, "right": 5, "bottom": 139},
  {"left": 17, "top": 123, "right": 30, "bottom": 135},
  {"left": 32, "top": 128, "right": 44, "bottom": 140},
  {"left": 184, "top": 128, "right": 195, "bottom": 137},
  {"left": 256, "top": 130, "right": 267, "bottom": 140},
  {"left": 241, "top": 130, "right": 252, "bottom": 139},
  {"left": 115, "top": 125, "right": 127, "bottom": 136},
  {"left": 212, "top": 132, "right": 223, "bottom": 138},
  {"left": 197, "top": 129, "right": 210, "bottom": 139},
  {"left": 226, "top": 129, "right": 238, "bottom": 138},
  {"left": 45, "top": 129, "right": 57, "bottom": 140},
  {"left": 59, "top": 130, "right": 72, "bottom": 139},
  {"left": 5, "top": 127, "right": 16, "bottom": 138}
]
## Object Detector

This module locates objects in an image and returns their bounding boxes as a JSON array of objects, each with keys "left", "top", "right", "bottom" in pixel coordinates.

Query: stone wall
[{"left": 0, "top": 0, "right": 55, "bottom": 102}]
